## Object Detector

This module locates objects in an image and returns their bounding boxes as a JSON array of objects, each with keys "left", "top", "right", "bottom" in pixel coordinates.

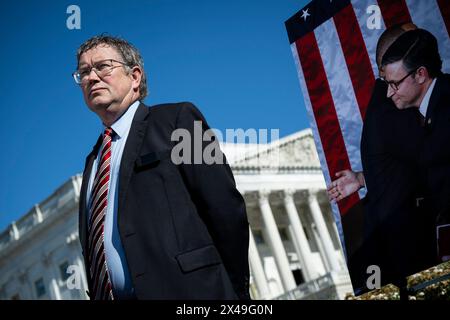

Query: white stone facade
[
  {"left": 0, "top": 128, "right": 353, "bottom": 300},
  {"left": 0, "top": 176, "right": 88, "bottom": 300}
]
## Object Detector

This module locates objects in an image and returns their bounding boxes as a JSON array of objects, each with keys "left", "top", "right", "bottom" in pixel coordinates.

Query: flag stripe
[
  {"left": 315, "top": 19, "right": 364, "bottom": 176},
  {"left": 437, "top": 0, "right": 450, "bottom": 38},
  {"left": 406, "top": 0, "right": 450, "bottom": 73},
  {"left": 377, "top": 0, "right": 412, "bottom": 28},
  {"left": 295, "top": 31, "right": 359, "bottom": 215},
  {"left": 351, "top": 0, "right": 387, "bottom": 79},
  {"left": 290, "top": 43, "right": 348, "bottom": 247},
  {"left": 333, "top": 3, "right": 376, "bottom": 120},
  {"left": 315, "top": 19, "right": 367, "bottom": 205}
]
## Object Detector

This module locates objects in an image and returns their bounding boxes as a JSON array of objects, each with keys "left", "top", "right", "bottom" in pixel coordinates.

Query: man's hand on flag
[{"left": 327, "top": 170, "right": 365, "bottom": 202}]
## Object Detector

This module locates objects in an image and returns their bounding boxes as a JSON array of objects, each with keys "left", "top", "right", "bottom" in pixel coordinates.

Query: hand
[{"left": 327, "top": 170, "right": 364, "bottom": 202}]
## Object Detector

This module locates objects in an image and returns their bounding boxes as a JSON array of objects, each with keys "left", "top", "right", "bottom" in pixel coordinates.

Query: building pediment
[{"left": 221, "top": 129, "right": 321, "bottom": 173}]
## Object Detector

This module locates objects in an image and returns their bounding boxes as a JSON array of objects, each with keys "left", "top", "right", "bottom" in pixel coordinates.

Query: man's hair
[
  {"left": 376, "top": 23, "right": 416, "bottom": 68},
  {"left": 76, "top": 35, "right": 148, "bottom": 100},
  {"left": 381, "top": 28, "right": 442, "bottom": 78}
]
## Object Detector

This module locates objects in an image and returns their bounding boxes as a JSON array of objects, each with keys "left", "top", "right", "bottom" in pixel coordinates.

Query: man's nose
[
  {"left": 387, "top": 85, "right": 395, "bottom": 98},
  {"left": 86, "top": 68, "right": 100, "bottom": 82}
]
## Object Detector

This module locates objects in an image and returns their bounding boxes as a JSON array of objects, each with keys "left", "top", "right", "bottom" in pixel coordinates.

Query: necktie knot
[{"left": 104, "top": 127, "right": 113, "bottom": 138}]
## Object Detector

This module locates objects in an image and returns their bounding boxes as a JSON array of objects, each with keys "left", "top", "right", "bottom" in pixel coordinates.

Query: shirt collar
[
  {"left": 419, "top": 78, "right": 437, "bottom": 117},
  {"left": 108, "top": 100, "right": 140, "bottom": 139}
]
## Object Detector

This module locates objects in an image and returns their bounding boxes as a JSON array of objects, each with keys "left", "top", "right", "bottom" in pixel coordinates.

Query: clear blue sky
[{"left": 0, "top": 0, "right": 309, "bottom": 231}]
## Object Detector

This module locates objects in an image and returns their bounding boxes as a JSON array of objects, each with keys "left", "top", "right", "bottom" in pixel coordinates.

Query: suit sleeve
[
  {"left": 175, "top": 102, "right": 251, "bottom": 300},
  {"left": 360, "top": 79, "right": 393, "bottom": 202}
]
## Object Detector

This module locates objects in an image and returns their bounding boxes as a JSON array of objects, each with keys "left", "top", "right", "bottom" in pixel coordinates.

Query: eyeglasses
[
  {"left": 383, "top": 67, "right": 419, "bottom": 91},
  {"left": 72, "top": 59, "right": 129, "bottom": 84}
]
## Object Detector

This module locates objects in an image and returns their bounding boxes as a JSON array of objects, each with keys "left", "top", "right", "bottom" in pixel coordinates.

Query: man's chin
[
  {"left": 88, "top": 98, "right": 112, "bottom": 111},
  {"left": 393, "top": 101, "right": 407, "bottom": 110}
]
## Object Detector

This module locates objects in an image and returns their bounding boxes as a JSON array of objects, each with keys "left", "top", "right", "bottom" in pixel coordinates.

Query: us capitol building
[{"left": 0, "top": 129, "right": 353, "bottom": 300}]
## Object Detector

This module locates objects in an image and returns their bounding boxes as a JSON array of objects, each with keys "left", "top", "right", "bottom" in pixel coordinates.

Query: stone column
[
  {"left": 42, "top": 252, "right": 61, "bottom": 300},
  {"left": 283, "top": 189, "right": 315, "bottom": 281},
  {"left": 17, "top": 269, "right": 34, "bottom": 299},
  {"left": 66, "top": 232, "right": 89, "bottom": 299},
  {"left": 307, "top": 190, "right": 340, "bottom": 271},
  {"left": 258, "top": 190, "right": 296, "bottom": 291},
  {"left": 248, "top": 228, "right": 270, "bottom": 299},
  {"left": 74, "top": 256, "right": 89, "bottom": 299}
]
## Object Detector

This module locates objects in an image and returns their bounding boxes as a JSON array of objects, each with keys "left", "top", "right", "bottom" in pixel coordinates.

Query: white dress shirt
[
  {"left": 419, "top": 78, "right": 437, "bottom": 118},
  {"left": 87, "top": 100, "right": 140, "bottom": 299}
]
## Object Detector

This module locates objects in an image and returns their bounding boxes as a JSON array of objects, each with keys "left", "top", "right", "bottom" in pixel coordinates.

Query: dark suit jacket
[
  {"left": 420, "top": 73, "right": 450, "bottom": 227},
  {"left": 79, "top": 102, "right": 250, "bottom": 300},
  {"left": 418, "top": 74, "right": 450, "bottom": 264},
  {"left": 360, "top": 79, "right": 432, "bottom": 284}
]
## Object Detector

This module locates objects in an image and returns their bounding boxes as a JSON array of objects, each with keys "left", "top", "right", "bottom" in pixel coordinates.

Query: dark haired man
[
  {"left": 74, "top": 35, "right": 250, "bottom": 300},
  {"left": 327, "top": 24, "right": 436, "bottom": 292},
  {"left": 382, "top": 28, "right": 450, "bottom": 265}
]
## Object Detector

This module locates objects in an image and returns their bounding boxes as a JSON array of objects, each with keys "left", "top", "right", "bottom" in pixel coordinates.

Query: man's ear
[
  {"left": 130, "top": 66, "right": 142, "bottom": 91},
  {"left": 415, "top": 66, "right": 429, "bottom": 84},
  {"left": 378, "top": 66, "right": 385, "bottom": 79}
]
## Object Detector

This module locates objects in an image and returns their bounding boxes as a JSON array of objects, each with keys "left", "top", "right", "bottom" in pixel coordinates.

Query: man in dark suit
[
  {"left": 360, "top": 78, "right": 426, "bottom": 288},
  {"left": 382, "top": 28, "right": 450, "bottom": 265},
  {"left": 359, "top": 25, "right": 436, "bottom": 288},
  {"left": 327, "top": 24, "right": 434, "bottom": 291},
  {"left": 73, "top": 35, "right": 250, "bottom": 300}
]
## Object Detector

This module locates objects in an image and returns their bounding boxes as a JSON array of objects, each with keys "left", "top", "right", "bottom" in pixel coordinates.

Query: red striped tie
[{"left": 88, "top": 127, "right": 114, "bottom": 300}]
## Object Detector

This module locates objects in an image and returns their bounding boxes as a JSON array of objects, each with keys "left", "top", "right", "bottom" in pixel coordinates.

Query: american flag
[{"left": 285, "top": 0, "right": 450, "bottom": 268}]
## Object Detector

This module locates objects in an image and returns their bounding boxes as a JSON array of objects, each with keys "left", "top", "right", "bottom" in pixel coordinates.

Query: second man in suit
[{"left": 381, "top": 28, "right": 450, "bottom": 265}]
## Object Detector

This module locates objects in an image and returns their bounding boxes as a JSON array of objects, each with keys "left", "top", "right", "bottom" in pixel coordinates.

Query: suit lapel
[
  {"left": 79, "top": 135, "right": 102, "bottom": 255},
  {"left": 117, "top": 103, "right": 149, "bottom": 225}
]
